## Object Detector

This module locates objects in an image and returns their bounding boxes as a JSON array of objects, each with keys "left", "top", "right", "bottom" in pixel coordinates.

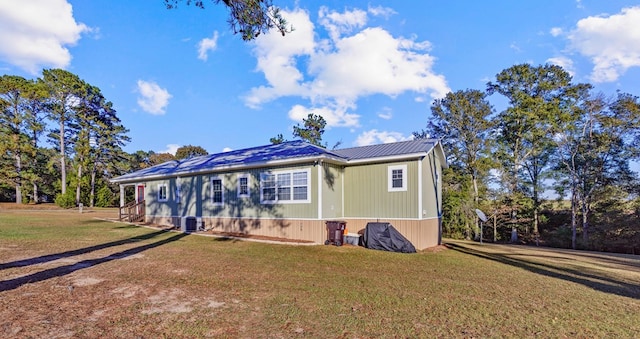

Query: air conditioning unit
[{"left": 180, "top": 216, "right": 197, "bottom": 233}]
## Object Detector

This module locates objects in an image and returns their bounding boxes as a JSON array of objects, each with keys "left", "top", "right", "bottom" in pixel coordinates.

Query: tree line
[
  {"left": 0, "top": 70, "right": 213, "bottom": 208},
  {"left": 414, "top": 63, "right": 640, "bottom": 253}
]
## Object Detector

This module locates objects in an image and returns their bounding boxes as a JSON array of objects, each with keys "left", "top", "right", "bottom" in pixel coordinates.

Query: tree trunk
[
  {"left": 472, "top": 173, "right": 479, "bottom": 241},
  {"left": 75, "top": 163, "right": 82, "bottom": 206},
  {"left": 571, "top": 186, "right": 577, "bottom": 250},
  {"left": 582, "top": 200, "right": 590, "bottom": 246},
  {"left": 15, "top": 153, "right": 22, "bottom": 204},
  {"left": 60, "top": 120, "right": 66, "bottom": 195},
  {"left": 90, "top": 165, "right": 96, "bottom": 208},
  {"left": 493, "top": 213, "right": 497, "bottom": 242},
  {"left": 532, "top": 181, "right": 539, "bottom": 236},
  {"left": 33, "top": 182, "right": 38, "bottom": 204}
]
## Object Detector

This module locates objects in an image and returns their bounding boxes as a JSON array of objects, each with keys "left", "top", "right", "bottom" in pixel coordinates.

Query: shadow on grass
[
  {"left": 0, "top": 229, "right": 170, "bottom": 270},
  {"left": 0, "top": 231, "right": 187, "bottom": 292},
  {"left": 446, "top": 242, "right": 640, "bottom": 300},
  {"left": 212, "top": 237, "right": 238, "bottom": 242}
]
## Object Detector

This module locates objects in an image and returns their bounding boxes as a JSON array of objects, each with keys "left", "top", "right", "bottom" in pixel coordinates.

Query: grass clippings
[{"left": 1, "top": 208, "right": 639, "bottom": 338}]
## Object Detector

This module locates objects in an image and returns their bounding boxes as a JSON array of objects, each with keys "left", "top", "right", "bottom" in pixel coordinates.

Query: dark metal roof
[
  {"left": 111, "top": 139, "right": 442, "bottom": 184},
  {"left": 112, "top": 140, "right": 343, "bottom": 183},
  {"left": 332, "top": 139, "right": 439, "bottom": 160}
]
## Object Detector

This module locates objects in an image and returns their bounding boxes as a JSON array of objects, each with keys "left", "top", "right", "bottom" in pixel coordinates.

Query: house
[{"left": 110, "top": 139, "right": 447, "bottom": 250}]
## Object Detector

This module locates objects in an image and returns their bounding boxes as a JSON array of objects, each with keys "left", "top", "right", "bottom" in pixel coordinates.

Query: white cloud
[
  {"left": 550, "top": 27, "right": 563, "bottom": 37},
  {"left": 222, "top": 147, "right": 233, "bottom": 152},
  {"left": 377, "top": 107, "right": 393, "bottom": 120},
  {"left": 546, "top": 56, "right": 575, "bottom": 77},
  {"left": 244, "top": 8, "right": 315, "bottom": 109},
  {"left": 354, "top": 129, "right": 412, "bottom": 146},
  {"left": 197, "top": 31, "right": 219, "bottom": 61},
  {"left": 288, "top": 104, "right": 359, "bottom": 128},
  {"left": 136, "top": 80, "right": 172, "bottom": 115},
  {"left": 568, "top": 6, "right": 640, "bottom": 82},
  {"left": 368, "top": 5, "right": 397, "bottom": 19},
  {"left": 0, "top": 0, "right": 89, "bottom": 74},
  {"left": 161, "top": 144, "right": 180, "bottom": 155},
  {"left": 319, "top": 6, "right": 368, "bottom": 41},
  {"left": 244, "top": 7, "right": 450, "bottom": 128}
]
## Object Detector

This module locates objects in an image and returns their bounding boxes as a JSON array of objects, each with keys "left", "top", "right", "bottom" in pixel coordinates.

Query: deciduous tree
[
  {"left": 175, "top": 145, "right": 208, "bottom": 159},
  {"left": 414, "top": 89, "right": 495, "bottom": 239},
  {"left": 487, "top": 64, "right": 585, "bottom": 241}
]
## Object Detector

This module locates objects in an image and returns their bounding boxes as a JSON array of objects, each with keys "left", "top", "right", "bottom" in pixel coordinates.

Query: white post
[{"left": 317, "top": 160, "right": 323, "bottom": 220}]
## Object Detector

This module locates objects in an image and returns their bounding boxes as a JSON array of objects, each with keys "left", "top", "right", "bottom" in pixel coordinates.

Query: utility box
[
  {"left": 325, "top": 221, "right": 347, "bottom": 246},
  {"left": 181, "top": 216, "right": 197, "bottom": 233}
]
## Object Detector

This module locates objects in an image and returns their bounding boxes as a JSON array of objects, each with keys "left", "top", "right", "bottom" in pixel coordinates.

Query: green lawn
[{"left": 1, "top": 209, "right": 639, "bottom": 338}]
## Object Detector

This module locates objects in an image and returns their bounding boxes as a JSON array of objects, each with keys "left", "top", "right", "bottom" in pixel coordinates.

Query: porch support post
[
  {"left": 317, "top": 160, "right": 323, "bottom": 220},
  {"left": 119, "top": 184, "right": 125, "bottom": 207}
]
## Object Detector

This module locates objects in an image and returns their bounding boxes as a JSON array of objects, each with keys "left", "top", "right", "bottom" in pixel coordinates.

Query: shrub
[
  {"left": 55, "top": 190, "right": 76, "bottom": 208},
  {"left": 95, "top": 185, "right": 117, "bottom": 207}
]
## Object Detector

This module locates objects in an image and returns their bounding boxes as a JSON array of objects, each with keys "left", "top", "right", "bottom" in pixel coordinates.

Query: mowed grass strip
[{"left": 0, "top": 210, "right": 639, "bottom": 338}]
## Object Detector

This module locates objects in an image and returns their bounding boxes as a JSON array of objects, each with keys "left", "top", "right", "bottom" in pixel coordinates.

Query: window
[
  {"left": 277, "top": 173, "right": 291, "bottom": 201},
  {"left": 388, "top": 165, "right": 407, "bottom": 192},
  {"left": 261, "top": 174, "right": 276, "bottom": 202},
  {"left": 237, "top": 176, "right": 250, "bottom": 198},
  {"left": 211, "top": 178, "right": 224, "bottom": 205},
  {"left": 158, "top": 184, "right": 168, "bottom": 202},
  {"left": 292, "top": 171, "right": 308, "bottom": 200},
  {"left": 261, "top": 169, "right": 310, "bottom": 203}
]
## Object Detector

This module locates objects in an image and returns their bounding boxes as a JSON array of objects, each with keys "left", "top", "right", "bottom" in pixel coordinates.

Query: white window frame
[
  {"left": 210, "top": 177, "right": 224, "bottom": 206},
  {"left": 388, "top": 164, "right": 407, "bottom": 192},
  {"left": 260, "top": 168, "right": 311, "bottom": 204},
  {"left": 158, "top": 184, "right": 168, "bottom": 202},
  {"left": 237, "top": 175, "right": 250, "bottom": 198}
]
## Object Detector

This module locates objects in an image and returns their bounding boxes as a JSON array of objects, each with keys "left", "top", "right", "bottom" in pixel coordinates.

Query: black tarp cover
[{"left": 363, "top": 222, "right": 416, "bottom": 253}]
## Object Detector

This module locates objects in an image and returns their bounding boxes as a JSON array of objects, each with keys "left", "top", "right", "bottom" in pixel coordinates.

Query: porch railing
[{"left": 119, "top": 200, "right": 145, "bottom": 223}]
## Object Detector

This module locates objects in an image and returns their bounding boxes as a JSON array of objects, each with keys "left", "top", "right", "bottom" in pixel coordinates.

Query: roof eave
[
  {"left": 345, "top": 152, "right": 428, "bottom": 165},
  {"left": 110, "top": 154, "right": 347, "bottom": 184}
]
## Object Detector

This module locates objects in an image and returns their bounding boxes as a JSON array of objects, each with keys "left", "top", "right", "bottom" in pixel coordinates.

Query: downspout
[
  {"left": 341, "top": 166, "right": 344, "bottom": 219},
  {"left": 418, "top": 157, "right": 423, "bottom": 219}
]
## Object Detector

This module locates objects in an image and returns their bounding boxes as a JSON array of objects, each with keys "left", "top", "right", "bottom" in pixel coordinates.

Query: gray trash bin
[{"left": 324, "top": 221, "right": 346, "bottom": 246}]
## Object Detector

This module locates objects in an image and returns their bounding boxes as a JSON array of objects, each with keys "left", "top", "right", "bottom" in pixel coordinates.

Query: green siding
[
  {"left": 343, "top": 161, "right": 418, "bottom": 218},
  {"left": 421, "top": 156, "right": 435, "bottom": 218},
  {"left": 421, "top": 151, "right": 444, "bottom": 219},
  {"left": 321, "top": 162, "right": 343, "bottom": 219},
  {"left": 144, "top": 177, "right": 182, "bottom": 217},
  {"left": 144, "top": 163, "right": 319, "bottom": 219}
]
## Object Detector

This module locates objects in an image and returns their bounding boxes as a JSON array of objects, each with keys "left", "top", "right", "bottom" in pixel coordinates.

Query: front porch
[{"left": 118, "top": 183, "right": 146, "bottom": 223}]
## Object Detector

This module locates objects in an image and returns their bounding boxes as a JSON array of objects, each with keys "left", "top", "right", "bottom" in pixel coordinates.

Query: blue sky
[{"left": 1, "top": 0, "right": 640, "bottom": 155}]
